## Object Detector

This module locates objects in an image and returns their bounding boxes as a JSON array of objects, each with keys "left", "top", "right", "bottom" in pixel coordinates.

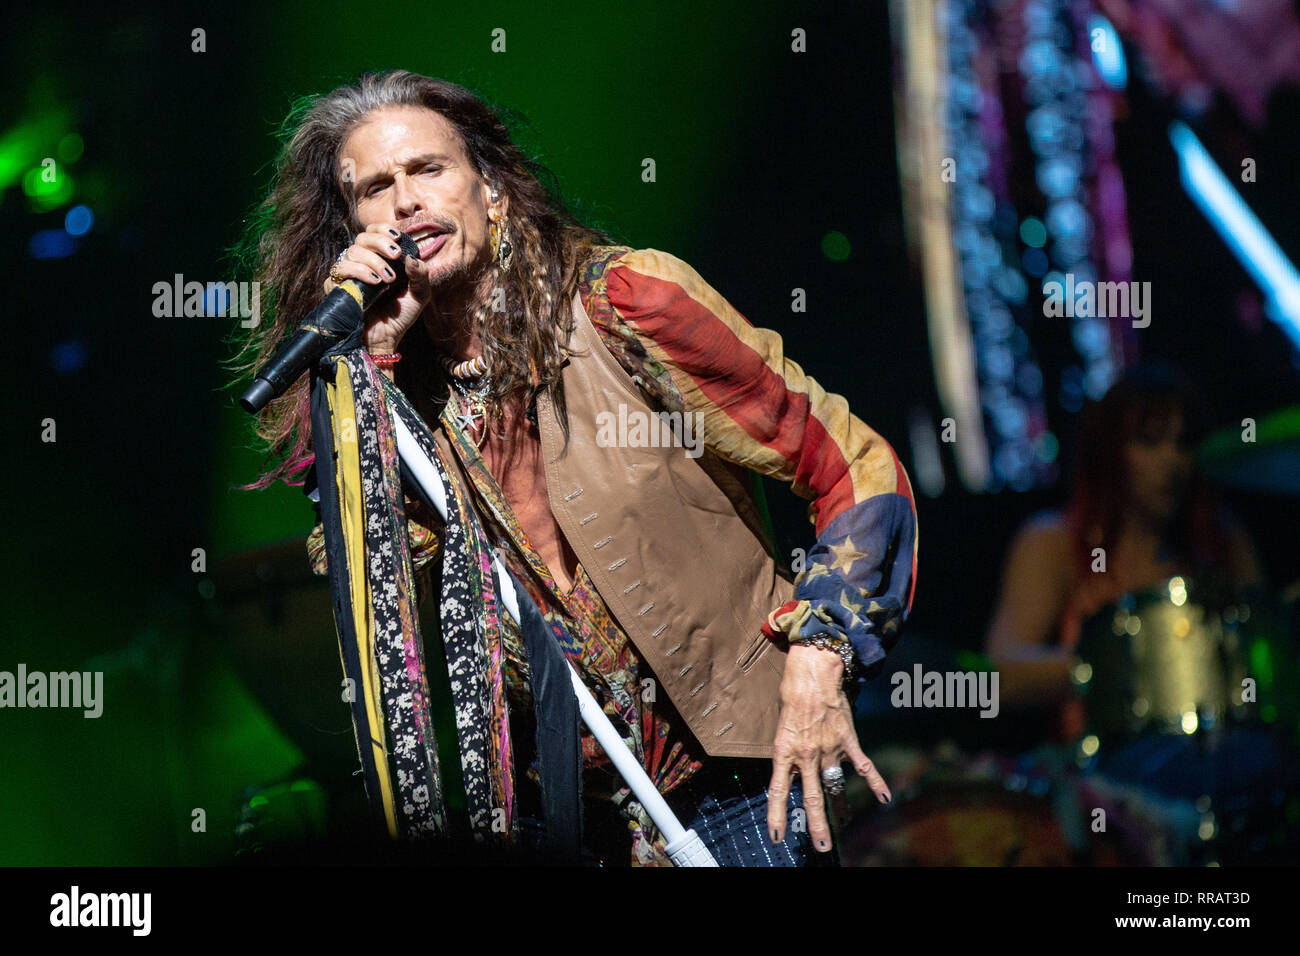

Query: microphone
[{"left": 239, "top": 232, "right": 421, "bottom": 413}]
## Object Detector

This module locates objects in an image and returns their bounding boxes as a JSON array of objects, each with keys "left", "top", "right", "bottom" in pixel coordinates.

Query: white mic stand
[{"left": 391, "top": 411, "right": 717, "bottom": 867}]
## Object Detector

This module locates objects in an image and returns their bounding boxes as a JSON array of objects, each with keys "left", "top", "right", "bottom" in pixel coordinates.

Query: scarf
[{"left": 308, "top": 346, "right": 582, "bottom": 859}]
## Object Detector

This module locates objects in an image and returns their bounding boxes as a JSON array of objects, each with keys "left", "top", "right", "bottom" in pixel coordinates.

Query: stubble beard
[{"left": 420, "top": 243, "right": 494, "bottom": 350}]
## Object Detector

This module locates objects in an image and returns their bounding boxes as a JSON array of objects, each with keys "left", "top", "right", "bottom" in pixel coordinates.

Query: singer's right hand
[{"left": 324, "top": 221, "right": 432, "bottom": 354}]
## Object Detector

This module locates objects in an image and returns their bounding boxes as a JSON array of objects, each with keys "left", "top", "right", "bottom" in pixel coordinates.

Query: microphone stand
[
  {"left": 238, "top": 232, "right": 715, "bottom": 864},
  {"left": 390, "top": 407, "right": 717, "bottom": 867}
]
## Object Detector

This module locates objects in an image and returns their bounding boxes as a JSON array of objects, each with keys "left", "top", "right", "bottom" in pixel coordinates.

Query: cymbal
[{"left": 1198, "top": 405, "right": 1300, "bottom": 494}]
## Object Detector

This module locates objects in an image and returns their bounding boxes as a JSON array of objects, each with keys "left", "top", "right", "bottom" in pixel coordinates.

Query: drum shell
[{"left": 1076, "top": 578, "right": 1256, "bottom": 742}]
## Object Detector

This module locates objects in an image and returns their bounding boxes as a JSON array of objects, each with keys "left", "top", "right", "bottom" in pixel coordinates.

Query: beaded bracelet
[
  {"left": 370, "top": 352, "right": 402, "bottom": 368},
  {"left": 789, "top": 633, "right": 857, "bottom": 677}
]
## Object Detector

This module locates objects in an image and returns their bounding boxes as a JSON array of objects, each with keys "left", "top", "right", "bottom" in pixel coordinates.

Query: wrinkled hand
[
  {"left": 767, "top": 642, "right": 891, "bottom": 852},
  {"left": 323, "top": 220, "right": 434, "bottom": 354}
]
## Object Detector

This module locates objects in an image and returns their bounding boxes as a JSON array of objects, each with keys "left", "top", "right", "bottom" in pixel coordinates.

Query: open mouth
[{"left": 406, "top": 226, "right": 450, "bottom": 260}]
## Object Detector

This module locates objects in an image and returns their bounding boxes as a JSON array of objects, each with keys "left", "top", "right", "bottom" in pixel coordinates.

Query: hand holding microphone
[
  {"left": 324, "top": 220, "right": 434, "bottom": 355},
  {"left": 239, "top": 225, "right": 425, "bottom": 413}
]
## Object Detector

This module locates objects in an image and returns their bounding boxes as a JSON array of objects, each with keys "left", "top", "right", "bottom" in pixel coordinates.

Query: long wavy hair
[
  {"left": 225, "top": 70, "right": 617, "bottom": 490},
  {"left": 1061, "top": 361, "right": 1237, "bottom": 590}
]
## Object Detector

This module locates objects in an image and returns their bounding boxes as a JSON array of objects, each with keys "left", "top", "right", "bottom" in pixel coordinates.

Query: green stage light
[
  {"left": 0, "top": 106, "right": 73, "bottom": 192},
  {"left": 1020, "top": 216, "right": 1047, "bottom": 248},
  {"left": 22, "top": 164, "right": 75, "bottom": 211},
  {"left": 1249, "top": 638, "right": 1274, "bottom": 686},
  {"left": 0, "top": 126, "right": 44, "bottom": 190},
  {"left": 821, "top": 230, "right": 851, "bottom": 262}
]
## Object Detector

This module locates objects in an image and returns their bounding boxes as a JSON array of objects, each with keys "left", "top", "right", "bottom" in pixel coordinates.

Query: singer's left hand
[{"left": 765, "top": 642, "right": 890, "bottom": 852}]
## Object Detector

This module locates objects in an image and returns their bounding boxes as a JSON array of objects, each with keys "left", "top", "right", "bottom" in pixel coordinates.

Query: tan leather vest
[{"left": 526, "top": 291, "right": 796, "bottom": 758}]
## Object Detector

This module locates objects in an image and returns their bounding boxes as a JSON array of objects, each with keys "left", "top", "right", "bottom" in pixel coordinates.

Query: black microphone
[{"left": 239, "top": 232, "right": 421, "bottom": 413}]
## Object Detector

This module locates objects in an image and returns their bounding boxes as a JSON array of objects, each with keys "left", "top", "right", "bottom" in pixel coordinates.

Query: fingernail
[
  {"left": 770, "top": 829, "right": 781, "bottom": 843},
  {"left": 388, "top": 228, "right": 400, "bottom": 238},
  {"left": 817, "top": 839, "right": 829, "bottom": 851},
  {"left": 879, "top": 791, "right": 891, "bottom": 805},
  {"left": 370, "top": 271, "right": 380, "bottom": 281},
  {"left": 383, "top": 266, "right": 395, "bottom": 279},
  {"left": 388, "top": 244, "right": 400, "bottom": 255}
]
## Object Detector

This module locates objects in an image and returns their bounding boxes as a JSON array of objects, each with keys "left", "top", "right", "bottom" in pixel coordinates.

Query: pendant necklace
[{"left": 441, "top": 353, "right": 491, "bottom": 449}]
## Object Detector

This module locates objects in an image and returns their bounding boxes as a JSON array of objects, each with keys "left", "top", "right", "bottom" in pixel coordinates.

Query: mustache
[{"left": 398, "top": 216, "right": 455, "bottom": 236}]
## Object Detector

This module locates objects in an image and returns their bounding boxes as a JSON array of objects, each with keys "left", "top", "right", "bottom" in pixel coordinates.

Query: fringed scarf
[{"left": 308, "top": 346, "right": 582, "bottom": 858}]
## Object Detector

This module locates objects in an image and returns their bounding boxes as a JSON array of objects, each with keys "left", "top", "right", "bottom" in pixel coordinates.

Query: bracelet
[
  {"left": 789, "top": 633, "right": 857, "bottom": 676},
  {"left": 370, "top": 352, "right": 402, "bottom": 368}
]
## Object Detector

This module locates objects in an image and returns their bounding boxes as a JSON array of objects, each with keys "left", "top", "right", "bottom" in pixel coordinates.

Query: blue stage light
[
  {"left": 1170, "top": 121, "right": 1300, "bottom": 351},
  {"left": 52, "top": 340, "right": 88, "bottom": 374},
  {"left": 29, "top": 229, "right": 76, "bottom": 259},
  {"left": 65, "top": 204, "right": 93, "bottom": 236},
  {"left": 1087, "top": 15, "right": 1127, "bottom": 90}
]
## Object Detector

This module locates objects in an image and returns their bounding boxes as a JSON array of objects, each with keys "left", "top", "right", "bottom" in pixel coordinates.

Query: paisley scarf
[{"left": 308, "top": 347, "right": 581, "bottom": 858}]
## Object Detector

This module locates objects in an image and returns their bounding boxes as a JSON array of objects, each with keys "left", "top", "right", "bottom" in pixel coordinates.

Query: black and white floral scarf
[{"left": 309, "top": 347, "right": 581, "bottom": 857}]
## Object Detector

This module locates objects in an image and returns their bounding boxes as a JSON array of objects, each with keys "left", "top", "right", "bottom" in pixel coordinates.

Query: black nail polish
[
  {"left": 383, "top": 267, "right": 395, "bottom": 279},
  {"left": 388, "top": 228, "right": 400, "bottom": 238}
]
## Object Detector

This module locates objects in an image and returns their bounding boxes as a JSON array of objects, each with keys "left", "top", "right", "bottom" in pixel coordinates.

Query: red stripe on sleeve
[{"left": 608, "top": 265, "right": 856, "bottom": 535}]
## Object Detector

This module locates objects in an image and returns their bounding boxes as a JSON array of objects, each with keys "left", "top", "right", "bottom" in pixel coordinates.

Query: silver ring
[{"left": 821, "top": 765, "right": 846, "bottom": 796}]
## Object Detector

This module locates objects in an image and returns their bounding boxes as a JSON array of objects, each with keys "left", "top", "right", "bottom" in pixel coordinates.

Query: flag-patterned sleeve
[{"left": 600, "top": 248, "right": 918, "bottom": 681}]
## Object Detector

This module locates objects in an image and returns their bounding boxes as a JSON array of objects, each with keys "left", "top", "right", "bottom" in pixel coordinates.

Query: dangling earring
[
  {"left": 498, "top": 221, "right": 513, "bottom": 270},
  {"left": 487, "top": 182, "right": 513, "bottom": 271},
  {"left": 489, "top": 214, "right": 514, "bottom": 271}
]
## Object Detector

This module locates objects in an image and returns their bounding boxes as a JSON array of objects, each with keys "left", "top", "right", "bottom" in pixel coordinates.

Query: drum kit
[
  {"left": 842, "top": 407, "right": 1300, "bottom": 866},
  {"left": 1074, "top": 577, "right": 1295, "bottom": 743},
  {"left": 844, "top": 584, "right": 1298, "bottom": 866},
  {"left": 839, "top": 742, "right": 1077, "bottom": 866},
  {"left": 1073, "top": 574, "right": 1299, "bottom": 865}
]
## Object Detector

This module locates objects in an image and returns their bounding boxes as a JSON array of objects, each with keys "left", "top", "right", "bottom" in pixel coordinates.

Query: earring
[
  {"left": 497, "top": 219, "right": 513, "bottom": 270},
  {"left": 489, "top": 213, "right": 513, "bottom": 271},
  {"left": 486, "top": 179, "right": 512, "bottom": 270}
]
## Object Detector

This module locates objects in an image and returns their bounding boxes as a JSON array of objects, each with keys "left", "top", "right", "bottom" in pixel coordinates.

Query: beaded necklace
[{"left": 440, "top": 353, "right": 491, "bottom": 449}]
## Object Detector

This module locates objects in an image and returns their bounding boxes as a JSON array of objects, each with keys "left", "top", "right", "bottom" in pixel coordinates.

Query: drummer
[{"left": 983, "top": 361, "right": 1266, "bottom": 743}]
